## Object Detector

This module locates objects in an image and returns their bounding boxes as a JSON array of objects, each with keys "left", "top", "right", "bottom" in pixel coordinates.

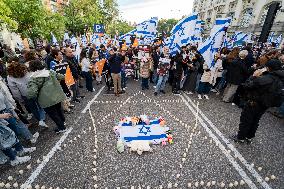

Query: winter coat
[
  {"left": 140, "top": 61, "right": 150, "bottom": 78},
  {"left": 63, "top": 57, "right": 80, "bottom": 80},
  {"left": 0, "top": 125, "right": 17, "bottom": 150},
  {"left": 109, "top": 54, "right": 122, "bottom": 74},
  {"left": 7, "top": 73, "right": 31, "bottom": 103},
  {"left": 226, "top": 58, "right": 249, "bottom": 85},
  {"left": 157, "top": 57, "right": 170, "bottom": 76},
  {"left": 200, "top": 64, "right": 211, "bottom": 83},
  {"left": 210, "top": 59, "right": 223, "bottom": 86},
  {"left": 27, "top": 69, "right": 66, "bottom": 108}
]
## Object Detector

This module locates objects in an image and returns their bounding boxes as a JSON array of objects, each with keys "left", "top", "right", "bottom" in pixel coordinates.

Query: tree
[
  {"left": 107, "top": 19, "right": 135, "bottom": 36},
  {"left": 157, "top": 18, "right": 179, "bottom": 35},
  {"left": 44, "top": 12, "right": 66, "bottom": 42},
  {"left": 0, "top": 0, "right": 18, "bottom": 29}
]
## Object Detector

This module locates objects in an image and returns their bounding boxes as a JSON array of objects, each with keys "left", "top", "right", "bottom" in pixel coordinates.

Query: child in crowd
[
  {"left": 140, "top": 57, "right": 151, "bottom": 90},
  {"left": 197, "top": 63, "right": 211, "bottom": 100}
]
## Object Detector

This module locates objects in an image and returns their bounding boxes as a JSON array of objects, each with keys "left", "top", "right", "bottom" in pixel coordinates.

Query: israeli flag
[
  {"left": 232, "top": 31, "right": 248, "bottom": 46},
  {"left": 193, "top": 20, "right": 203, "bottom": 46},
  {"left": 64, "top": 32, "right": 70, "bottom": 41},
  {"left": 268, "top": 32, "right": 275, "bottom": 43},
  {"left": 81, "top": 35, "right": 87, "bottom": 47},
  {"left": 51, "top": 32, "right": 58, "bottom": 46},
  {"left": 119, "top": 119, "right": 169, "bottom": 144},
  {"left": 136, "top": 17, "right": 158, "bottom": 44},
  {"left": 119, "top": 29, "right": 137, "bottom": 46},
  {"left": 70, "top": 35, "right": 78, "bottom": 46},
  {"left": 274, "top": 34, "right": 282, "bottom": 47},
  {"left": 199, "top": 18, "right": 231, "bottom": 68},
  {"left": 167, "top": 13, "right": 198, "bottom": 55}
]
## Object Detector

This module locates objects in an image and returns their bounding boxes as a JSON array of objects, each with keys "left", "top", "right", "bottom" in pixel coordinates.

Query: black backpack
[{"left": 261, "top": 75, "right": 284, "bottom": 108}]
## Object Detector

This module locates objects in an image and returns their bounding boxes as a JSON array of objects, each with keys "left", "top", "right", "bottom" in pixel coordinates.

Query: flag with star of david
[
  {"left": 167, "top": 13, "right": 198, "bottom": 55},
  {"left": 118, "top": 119, "right": 169, "bottom": 144}
]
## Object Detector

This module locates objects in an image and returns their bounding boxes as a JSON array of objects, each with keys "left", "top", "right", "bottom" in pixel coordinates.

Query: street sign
[{"left": 93, "top": 24, "right": 105, "bottom": 33}]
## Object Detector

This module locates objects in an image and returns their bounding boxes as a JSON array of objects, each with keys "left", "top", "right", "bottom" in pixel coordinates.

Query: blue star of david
[{"left": 139, "top": 125, "right": 151, "bottom": 135}]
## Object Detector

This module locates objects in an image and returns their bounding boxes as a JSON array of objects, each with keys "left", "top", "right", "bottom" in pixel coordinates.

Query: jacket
[
  {"left": 63, "top": 57, "right": 80, "bottom": 80},
  {"left": 200, "top": 64, "right": 212, "bottom": 83},
  {"left": 7, "top": 73, "right": 31, "bottom": 103},
  {"left": 140, "top": 61, "right": 150, "bottom": 78},
  {"left": 27, "top": 69, "right": 66, "bottom": 108},
  {"left": 109, "top": 54, "right": 122, "bottom": 74},
  {"left": 226, "top": 58, "right": 249, "bottom": 85}
]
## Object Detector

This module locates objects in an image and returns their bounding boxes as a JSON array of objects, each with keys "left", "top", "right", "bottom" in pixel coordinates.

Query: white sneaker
[
  {"left": 39, "top": 121, "right": 49, "bottom": 128},
  {"left": 153, "top": 86, "right": 156, "bottom": 89},
  {"left": 27, "top": 114, "right": 33, "bottom": 120},
  {"left": 17, "top": 147, "right": 36, "bottom": 156},
  {"left": 203, "top": 95, "right": 209, "bottom": 100},
  {"left": 186, "top": 91, "right": 193, "bottom": 95},
  {"left": 30, "top": 132, "right": 39, "bottom": 144},
  {"left": 232, "top": 103, "right": 236, "bottom": 106},
  {"left": 211, "top": 89, "right": 217, "bottom": 93},
  {"left": 198, "top": 94, "right": 202, "bottom": 99},
  {"left": 10, "top": 156, "right": 31, "bottom": 166}
]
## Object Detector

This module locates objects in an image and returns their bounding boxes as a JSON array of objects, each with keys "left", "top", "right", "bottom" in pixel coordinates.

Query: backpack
[{"left": 261, "top": 75, "right": 284, "bottom": 108}]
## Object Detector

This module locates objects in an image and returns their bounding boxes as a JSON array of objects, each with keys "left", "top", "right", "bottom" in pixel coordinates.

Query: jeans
[
  {"left": 82, "top": 71, "right": 93, "bottom": 92},
  {"left": 198, "top": 82, "right": 211, "bottom": 94},
  {"left": 195, "top": 73, "right": 202, "bottom": 92},
  {"left": 141, "top": 77, "right": 149, "bottom": 89},
  {"left": 155, "top": 74, "right": 169, "bottom": 93},
  {"left": 44, "top": 103, "right": 66, "bottom": 130},
  {"left": 3, "top": 111, "right": 33, "bottom": 140},
  {"left": 172, "top": 75, "right": 181, "bottom": 92},
  {"left": 153, "top": 69, "right": 158, "bottom": 85},
  {"left": 111, "top": 73, "right": 122, "bottom": 94},
  {"left": 23, "top": 97, "right": 45, "bottom": 121},
  {"left": 223, "top": 83, "right": 239, "bottom": 102},
  {"left": 121, "top": 71, "right": 127, "bottom": 89},
  {"left": 2, "top": 142, "right": 23, "bottom": 161}
]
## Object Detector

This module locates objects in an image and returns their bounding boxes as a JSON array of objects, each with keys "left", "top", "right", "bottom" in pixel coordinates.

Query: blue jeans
[
  {"left": 141, "top": 77, "right": 149, "bottom": 89},
  {"left": 2, "top": 142, "right": 23, "bottom": 161},
  {"left": 155, "top": 74, "right": 169, "bottom": 93},
  {"left": 82, "top": 71, "right": 93, "bottom": 92},
  {"left": 198, "top": 82, "right": 211, "bottom": 94},
  {"left": 24, "top": 97, "right": 45, "bottom": 121},
  {"left": 6, "top": 116, "right": 33, "bottom": 140},
  {"left": 195, "top": 73, "right": 202, "bottom": 92},
  {"left": 121, "top": 71, "right": 127, "bottom": 89}
]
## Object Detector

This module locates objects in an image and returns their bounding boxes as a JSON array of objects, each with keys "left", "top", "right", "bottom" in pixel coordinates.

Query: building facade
[
  {"left": 193, "top": 0, "right": 284, "bottom": 36},
  {"left": 42, "top": 0, "right": 69, "bottom": 12}
]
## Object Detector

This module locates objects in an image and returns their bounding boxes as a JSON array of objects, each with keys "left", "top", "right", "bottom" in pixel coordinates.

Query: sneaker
[
  {"left": 232, "top": 103, "right": 236, "bottom": 106},
  {"left": 39, "top": 120, "right": 49, "bottom": 128},
  {"left": 27, "top": 114, "right": 33, "bottom": 120},
  {"left": 30, "top": 132, "right": 39, "bottom": 144},
  {"left": 173, "top": 91, "right": 180, "bottom": 95},
  {"left": 78, "top": 96, "right": 85, "bottom": 99},
  {"left": 246, "top": 138, "right": 253, "bottom": 144},
  {"left": 17, "top": 147, "right": 36, "bottom": 156},
  {"left": 186, "top": 91, "right": 193, "bottom": 95},
  {"left": 230, "top": 134, "right": 245, "bottom": 143},
  {"left": 73, "top": 99, "right": 81, "bottom": 103},
  {"left": 154, "top": 92, "right": 158, "bottom": 96},
  {"left": 55, "top": 128, "right": 67, "bottom": 134},
  {"left": 153, "top": 86, "right": 156, "bottom": 89},
  {"left": 211, "top": 89, "right": 217, "bottom": 93},
  {"left": 11, "top": 156, "right": 31, "bottom": 166},
  {"left": 203, "top": 95, "right": 209, "bottom": 100},
  {"left": 198, "top": 94, "right": 202, "bottom": 99},
  {"left": 160, "top": 90, "right": 166, "bottom": 94}
]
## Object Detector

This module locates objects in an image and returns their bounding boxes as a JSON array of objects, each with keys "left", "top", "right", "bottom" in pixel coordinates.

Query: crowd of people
[{"left": 0, "top": 39, "right": 283, "bottom": 166}]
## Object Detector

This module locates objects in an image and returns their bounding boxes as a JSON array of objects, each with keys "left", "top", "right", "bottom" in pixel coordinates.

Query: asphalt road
[{"left": 0, "top": 80, "right": 283, "bottom": 189}]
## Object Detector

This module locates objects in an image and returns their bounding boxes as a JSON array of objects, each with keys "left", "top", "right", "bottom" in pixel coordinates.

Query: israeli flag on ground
[
  {"left": 199, "top": 18, "right": 231, "bottom": 68},
  {"left": 51, "top": 32, "right": 58, "bottom": 46},
  {"left": 167, "top": 12, "right": 198, "bottom": 55},
  {"left": 119, "top": 119, "right": 169, "bottom": 144},
  {"left": 136, "top": 17, "right": 158, "bottom": 44}
]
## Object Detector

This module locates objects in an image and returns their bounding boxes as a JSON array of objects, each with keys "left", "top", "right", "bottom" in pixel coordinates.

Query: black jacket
[
  {"left": 63, "top": 56, "right": 80, "bottom": 80},
  {"left": 226, "top": 58, "right": 249, "bottom": 85},
  {"left": 108, "top": 53, "right": 122, "bottom": 74}
]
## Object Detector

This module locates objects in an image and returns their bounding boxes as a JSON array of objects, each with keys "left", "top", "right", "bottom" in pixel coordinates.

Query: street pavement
[{"left": 0, "top": 80, "right": 283, "bottom": 189}]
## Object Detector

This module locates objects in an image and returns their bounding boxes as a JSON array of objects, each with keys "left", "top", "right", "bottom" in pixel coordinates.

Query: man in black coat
[
  {"left": 231, "top": 59, "right": 284, "bottom": 143},
  {"left": 171, "top": 52, "right": 184, "bottom": 94}
]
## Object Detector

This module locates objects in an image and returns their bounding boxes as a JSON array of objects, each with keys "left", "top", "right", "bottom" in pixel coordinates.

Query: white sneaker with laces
[
  {"left": 30, "top": 132, "right": 39, "bottom": 144},
  {"left": 203, "top": 95, "right": 209, "bottom": 100},
  {"left": 17, "top": 147, "right": 36, "bottom": 156},
  {"left": 198, "top": 94, "right": 202, "bottom": 99},
  {"left": 39, "top": 120, "right": 48, "bottom": 128},
  {"left": 186, "top": 91, "right": 193, "bottom": 95},
  {"left": 10, "top": 156, "right": 31, "bottom": 166}
]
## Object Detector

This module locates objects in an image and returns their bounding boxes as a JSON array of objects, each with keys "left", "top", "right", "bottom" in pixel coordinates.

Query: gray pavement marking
[
  {"left": 82, "top": 86, "right": 105, "bottom": 114},
  {"left": 181, "top": 93, "right": 272, "bottom": 189},
  {"left": 20, "top": 86, "right": 105, "bottom": 189}
]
